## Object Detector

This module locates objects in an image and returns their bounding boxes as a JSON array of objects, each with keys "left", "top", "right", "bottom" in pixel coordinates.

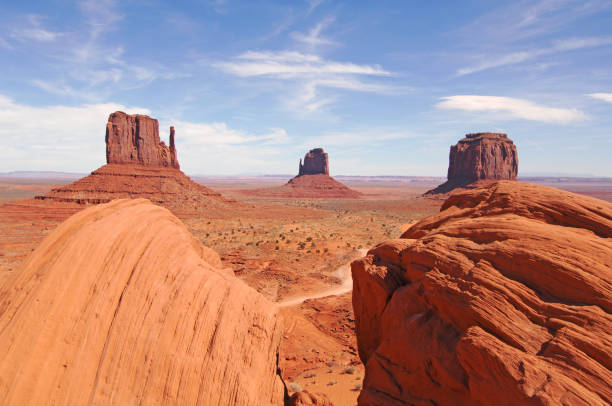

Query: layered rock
[
  {"left": 0, "top": 199, "right": 286, "bottom": 405},
  {"left": 352, "top": 181, "right": 611, "bottom": 405},
  {"left": 299, "top": 148, "right": 329, "bottom": 176},
  {"left": 244, "top": 148, "right": 361, "bottom": 198},
  {"left": 428, "top": 133, "right": 518, "bottom": 194},
  {"left": 36, "top": 112, "right": 230, "bottom": 213},
  {"left": 106, "top": 111, "right": 179, "bottom": 169}
]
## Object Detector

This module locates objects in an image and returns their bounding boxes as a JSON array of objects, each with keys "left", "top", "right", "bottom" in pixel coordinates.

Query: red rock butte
[
  {"left": 0, "top": 199, "right": 285, "bottom": 405},
  {"left": 35, "top": 111, "right": 230, "bottom": 213},
  {"left": 352, "top": 181, "right": 612, "bottom": 405},
  {"left": 298, "top": 148, "right": 329, "bottom": 176},
  {"left": 243, "top": 147, "right": 362, "bottom": 199},
  {"left": 427, "top": 132, "right": 518, "bottom": 194}
]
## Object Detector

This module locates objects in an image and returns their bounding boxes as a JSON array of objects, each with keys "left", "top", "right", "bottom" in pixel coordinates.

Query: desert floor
[{"left": 1, "top": 175, "right": 610, "bottom": 405}]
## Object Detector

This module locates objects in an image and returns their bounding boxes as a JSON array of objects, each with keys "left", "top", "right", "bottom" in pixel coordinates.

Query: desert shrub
[
  {"left": 352, "top": 383, "right": 362, "bottom": 391},
  {"left": 275, "top": 246, "right": 279, "bottom": 250},
  {"left": 288, "top": 382, "right": 301, "bottom": 392},
  {"left": 306, "top": 236, "right": 312, "bottom": 241},
  {"left": 303, "top": 372, "right": 316, "bottom": 378},
  {"left": 344, "top": 366, "right": 355, "bottom": 374},
  {"left": 327, "top": 380, "right": 338, "bottom": 386}
]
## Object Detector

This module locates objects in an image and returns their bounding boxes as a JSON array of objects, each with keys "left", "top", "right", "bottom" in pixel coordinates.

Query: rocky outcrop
[
  {"left": 36, "top": 112, "right": 231, "bottom": 213},
  {"left": 243, "top": 149, "right": 361, "bottom": 198},
  {"left": 289, "top": 391, "right": 334, "bottom": 406},
  {"left": 428, "top": 133, "right": 518, "bottom": 194},
  {"left": 0, "top": 199, "right": 286, "bottom": 405},
  {"left": 106, "top": 111, "right": 179, "bottom": 169},
  {"left": 299, "top": 148, "right": 329, "bottom": 176},
  {"left": 36, "top": 164, "right": 229, "bottom": 213},
  {"left": 352, "top": 181, "right": 612, "bottom": 405}
]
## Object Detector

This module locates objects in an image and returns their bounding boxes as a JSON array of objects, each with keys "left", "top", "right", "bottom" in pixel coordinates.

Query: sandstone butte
[
  {"left": 428, "top": 132, "right": 518, "bottom": 194},
  {"left": 352, "top": 181, "right": 611, "bottom": 405},
  {"left": 36, "top": 111, "right": 230, "bottom": 213},
  {"left": 0, "top": 199, "right": 286, "bottom": 405},
  {"left": 245, "top": 148, "right": 362, "bottom": 199}
]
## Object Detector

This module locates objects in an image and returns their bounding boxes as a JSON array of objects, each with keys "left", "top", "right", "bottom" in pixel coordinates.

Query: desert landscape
[{"left": 1, "top": 2, "right": 611, "bottom": 406}]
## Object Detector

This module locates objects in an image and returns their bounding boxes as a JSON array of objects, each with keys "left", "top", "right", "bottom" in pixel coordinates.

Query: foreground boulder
[
  {"left": 352, "top": 181, "right": 611, "bottom": 405},
  {"left": 0, "top": 199, "right": 285, "bottom": 405},
  {"left": 428, "top": 133, "right": 518, "bottom": 194}
]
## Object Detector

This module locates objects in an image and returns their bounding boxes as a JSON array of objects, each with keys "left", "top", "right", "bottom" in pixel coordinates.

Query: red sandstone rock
[
  {"left": 37, "top": 111, "right": 232, "bottom": 213},
  {"left": 106, "top": 111, "right": 179, "bottom": 169},
  {"left": 290, "top": 390, "right": 335, "bottom": 406},
  {"left": 352, "top": 181, "right": 612, "bottom": 405},
  {"left": 428, "top": 132, "right": 518, "bottom": 194},
  {"left": 299, "top": 148, "right": 329, "bottom": 176},
  {"left": 242, "top": 148, "right": 361, "bottom": 198},
  {"left": 243, "top": 174, "right": 362, "bottom": 199},
  {"left": 0, "top": 199, "right": 285, "bottom": 405}
]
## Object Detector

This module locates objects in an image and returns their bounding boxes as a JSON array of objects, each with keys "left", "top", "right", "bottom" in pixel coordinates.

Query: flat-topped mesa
[
  {"left": 105, "top": 111, "right": 179, "bottom": 169},
  {"left": 427, "top": 132, "right": 518, "bottom": 194},
  {"left": 448, "top": 132, "right": 517, "bottom": 183},
  {"left": 298, "top": 148, "right": 329, "bottom": 176}
]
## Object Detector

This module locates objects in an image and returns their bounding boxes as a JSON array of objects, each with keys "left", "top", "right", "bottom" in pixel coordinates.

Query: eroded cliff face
[
  {"left": 106, "top": 111, "right": 180, "bottom": 169},
  {"left": 352, "top": 181, "right": 612, "bottom": 406},
  {"left": 299, "top": 148, "right": 329, "bottom": 176},
  {"left": 0, "top": 199, "right": 285, "bottom": 405},
  {"left": 429, "top": 133, "right": 518, "bottom": 194}
]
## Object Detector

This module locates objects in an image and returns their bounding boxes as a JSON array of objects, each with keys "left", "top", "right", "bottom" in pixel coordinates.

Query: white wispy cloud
[
  {"left": 458, "top": 36, "right": 612, "bottom": 75},
  {"left": 215, "top": 50, "right": 394, "bottom": 113},
  {"left": 0, "top": 94, "right": 149, "bottom": 171},
  {"left": 587, "top": 93, "right": 612, "bottom": 103},
  {"left": 10, "top": 15, "right": 63, "bottom": 42},
  {"left": 290, "top": 16, "right": 337, "bottom": 48},
  {"left": 461, "top": 0, "right": 612, "bottom": 44},
  {"left": 437, "top": 95, "right": 586, "bottom": 124},
  {"left": 307, "top": 0, "right": 325, "bottom": 15},
  {"left": 217, "top": 51, "right": 389, "bottom": 77},
  {"left": 173, "top": 121, "right": 290, "bottom": 146}
]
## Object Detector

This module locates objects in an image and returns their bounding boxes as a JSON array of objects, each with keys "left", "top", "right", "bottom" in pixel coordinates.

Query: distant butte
[
  {"left": 36, "top": 111, "right": 230, "bottom": 213},
  {"left": 244, "top": 148, "right": 363, "bottom": 199},
  {"left": 427, "top": 132, "right": 518, "bottom": 194}
]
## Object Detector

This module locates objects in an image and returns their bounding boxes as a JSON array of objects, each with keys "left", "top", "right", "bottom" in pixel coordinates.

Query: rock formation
[
  {"left": 298, "top": 148, "right": 329, "bottom": 176},
  {"left": 352, "top": 181, "right": 612, "bottom": 405},
  {"left": 0, "top": 199, "right": 286, "bottom": 405},
  {"left": 36, "top": 112, "right": 230, "bottom": 213},
  {"left": 289, "top": 391, "right": 334, "bottom": 406},
  {"left": 244, "top": 148, "right": 361, "bottom": 198},
  {"left": 428, "top": 132, "right": 518, "bottom": 194},
  {"left": 106, "top": 111, "right": 179, "bottom": 169}
]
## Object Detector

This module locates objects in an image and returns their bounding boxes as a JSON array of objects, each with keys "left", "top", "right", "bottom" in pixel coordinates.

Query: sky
[{"left": 0, "top": 0, "right": 611, "bottom": 176}]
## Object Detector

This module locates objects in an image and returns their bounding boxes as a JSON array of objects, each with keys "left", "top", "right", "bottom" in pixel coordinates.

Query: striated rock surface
[
  {"left": 352, "top": 181, "right": 611, "bottom": 405},
  {"left": 106, "top": 111, "right": 179, "bottom": 169},
  {"left": 428, "top": 133, "right": 518, "bottom": 194},
  {"left": 0, "top": 199, "right": 286, "bottom": 405},
  {"left": 289, "top": 391, "right": 334, "bottom": 406},
  {"left": 299, "top": 148, "right": 329, "bottom": 176}
]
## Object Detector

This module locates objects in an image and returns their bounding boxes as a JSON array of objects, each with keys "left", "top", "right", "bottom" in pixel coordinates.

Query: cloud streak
[
  {"left": 588, "top": 93, "right": 612, "bottom": 103},
  {"left": 215, "top": 50, "right": 395, "bottom": 113},
  {"left": 437, "top": 95, "right": 586, "bottom": 124},
  {"left": 458, "top": 36, "right": 612, "bottom": 75}
]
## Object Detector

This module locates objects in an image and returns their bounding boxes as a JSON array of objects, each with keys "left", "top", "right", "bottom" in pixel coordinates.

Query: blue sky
[{"left": 0, "top": 0, "right": 611, "bottom": 176}]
